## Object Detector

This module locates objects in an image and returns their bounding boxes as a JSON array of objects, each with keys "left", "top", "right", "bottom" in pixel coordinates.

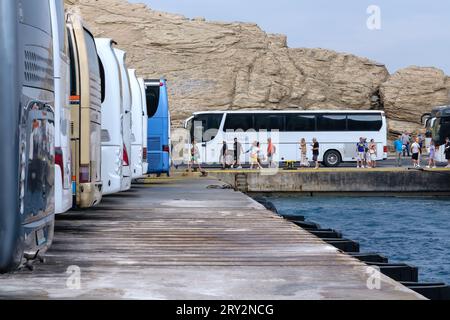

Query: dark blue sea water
[{"left": 268, "top": 196, "right": 450, "bottom": 284}]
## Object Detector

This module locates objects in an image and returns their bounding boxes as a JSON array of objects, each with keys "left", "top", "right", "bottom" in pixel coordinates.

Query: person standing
[
  {"left": 394, "top": 136, "right": 403, "bottom": 167},
  {"left": 220, "top": 141, "right": 228, "bottom": 169},
  {"left": 401, "top": 132, "right": 411, "bottom": 157},
  {"left": 445, "top": 137, "right": 450, "bottom": 168},
  {"left": 427, "top": 140, "right": 437, "bottom": 169},
  {"left": 363, "top": 137, "right": 370, "bottom": 168},
  {"left": 368, "top": 139, "right": 377, "bottom": 168},
  {"left": 267, "top": 138, "right": 277, "bottom": 168},
  {"left": 410, "top": 137, "right": 421, "bottom": 168},
  {"left": 233, "top": 138, "right": 243, "bottom": 169},
  {"left": 300, "top": 138, "right": 308, "bottom": 167},
  {"left": 311, "top": 138, "right": 320, "bottom": 169},
  {"left": 256, "top": 142, "right": 264, "bottom": 167},
  {"left": 356, "top": 137, "right": 366, "bottom": 168}
]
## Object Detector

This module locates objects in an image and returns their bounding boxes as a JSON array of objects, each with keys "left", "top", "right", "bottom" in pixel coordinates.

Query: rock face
[{"left": 65, "top": 0, "right": 450, "bottom": 137}]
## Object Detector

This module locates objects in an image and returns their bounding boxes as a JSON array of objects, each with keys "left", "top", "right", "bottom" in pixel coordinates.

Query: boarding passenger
[
  {"left": 394, "top": 136, "right": 403, "bottom": 167},
  {"left": 189, "top": 140, "right": 203, "bottom": 172},
  {"left": 445, "top": 137, "right": 450, "bottom": 168},
  {"left": 220, "top": 141, "right": 227, "bottom": 169},
  {"left": 256, "top": 142, "right": 264, "bottom": 166},
  {"left": 233, "top": 138, "right": 243, "bottom": 169},
  {"left": 311, "top": 138, "right": 320, "bottom": 169},
  {"left": 247, "top": 141, "right": 262, "bottom": 170},
  {"left": 356, "top": 137, "right": 366, "bottom": 168},
  {"left": 300, "top": 138, "right": 308, "bottom": 167},
  {"left": 368, "top": 139, "right": 377, "bottom": 168},
  {"left": 411, "top": 137, "right": 422, "bottom": 168},
  {"left": 267, "top": 138, "right": 277, "bottom": 168},
  {"left": 401, "top": 132, "right": 411, "bottom": 157},
  {"left": 427, "top": 140, "right": 437, "bottom": 169}
]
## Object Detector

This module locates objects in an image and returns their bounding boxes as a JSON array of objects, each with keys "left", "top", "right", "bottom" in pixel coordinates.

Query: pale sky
[{"left": 128, "top": 0, "right": 450, "bottom": 74}]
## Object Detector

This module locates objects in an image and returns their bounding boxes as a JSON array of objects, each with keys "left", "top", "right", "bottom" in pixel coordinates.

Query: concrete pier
[
  {"left": 212, "top": 168, "right": 450, "bottom": 194},
  {"left": 0, "top": 176, "right": 424, "bottom": 299}
]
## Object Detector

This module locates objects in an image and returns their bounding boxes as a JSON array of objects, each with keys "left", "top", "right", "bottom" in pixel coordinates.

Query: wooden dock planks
[{"left": 0, "top": 177, "right": 424, "bottom": 299}]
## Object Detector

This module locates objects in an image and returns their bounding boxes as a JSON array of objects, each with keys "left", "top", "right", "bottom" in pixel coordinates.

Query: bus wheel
[{"left": 323, "top": 150, "right": 341, "bottom": 167}]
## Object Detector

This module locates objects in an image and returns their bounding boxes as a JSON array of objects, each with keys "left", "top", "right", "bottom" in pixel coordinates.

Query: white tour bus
[
  {"left": 96, "top": 38, "right": 124, "bottom": 195},
  {"left": 128, "top": 69, "right": 145, "bottom": 179},
  {"left": 185, "top": 110, "right": 388, "bottom": 167},
  {"left": 50, "top": 0, "right": 72, "bottom": 213},
  {"left": 114, "top": 49, "right": 132, "bottom": 191},
  {"left": 138, "top": 78, "right": 149, "bottom": 175}
]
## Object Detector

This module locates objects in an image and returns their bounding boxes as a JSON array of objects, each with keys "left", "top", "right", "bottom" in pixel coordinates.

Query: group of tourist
[
  {"left": 394, "top": 132, "right": 450, "bottom": 168},
  {"left": 187, "top": 134, "right": 450, "bottom": 171},
  {"left": 355, "top": 137, "right": 378, "bottom": 168}
]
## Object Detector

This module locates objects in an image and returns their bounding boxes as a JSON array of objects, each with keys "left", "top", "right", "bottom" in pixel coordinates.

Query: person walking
[
  {"left": 445, "top": 137, "right": 450, "bottom": 168},
  {"left": 267, "top": 138, "right": 277, "bottom": 168},
  {"left": 368, "top": 139, "right": 377, "bottom": 168},
  {"left": 427, "top": 140, "right": 437, "bottom": 169},
  {"left": 300, "top": 138, "right": 308, "bottom": 167},
  {"left": 311, "top": 138, "right": 320, "bottom": 169},
  {"left": 394, "top": 136, "right": 403, "bottom": 167},
  {"left": 189, "top": 140, "right": 203, "bottom": 172},
  {"left": 356, "top": 137, "right": 366, "bottom": 168},
  {"left": 247, "top": 141, "right": 262, "bottom": 170},
  {"left": 220, "top": 141, "right": 228, "bottom": 169},
  {"left": 410, "top": 137, "right": 422, "bottom": 168},
  {"left": 233, "top": 138, "right": 243, "bottom": 169},
  {"left": 401, "top": 132, "right": 411, "bottom": 157}
]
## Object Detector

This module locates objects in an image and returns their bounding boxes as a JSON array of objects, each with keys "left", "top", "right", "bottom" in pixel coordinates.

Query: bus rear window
[{"left": 146, "top": 85, "right": 160, "bottom": 118}]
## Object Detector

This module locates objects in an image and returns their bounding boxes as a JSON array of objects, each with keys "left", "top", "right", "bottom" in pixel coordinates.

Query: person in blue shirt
[
  {"left": 356, "top": 137, "right": 366, "bottom": 168},
  {"left": 394, "top": 136, "right": 404, "bottom": 167}
]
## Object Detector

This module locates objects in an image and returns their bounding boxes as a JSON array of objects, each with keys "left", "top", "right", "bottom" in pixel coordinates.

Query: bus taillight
[
  {"left": 123, "top": 143, "right": 130, "bottom": 166},
  {"left": 383, "top": 146, "right": 388, "bottom": 153},
  {"left": 162, "top": 145, "right": 170, "bottom": 153},
  {"left": 142, "top": 147, "right": 147, "bottom": 161},
  {"left": 79, "top": 165, "right": 90, "bottom": 183},
  {"left": 55, "top": 147, "right": 64, "bottom": 184}
]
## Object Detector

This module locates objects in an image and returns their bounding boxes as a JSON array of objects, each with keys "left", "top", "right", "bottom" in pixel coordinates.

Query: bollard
[
  {"left": 367, "top": 263, "right": 419, "bottom": 282},
  {"left": 401, "top": 282, "right": 450, "bottom": 300},
  {"left": 348, "top": 253, "right": 388, "bottom": 263},
  {"left": 309, "top": 229, "right": 343, "bottom": 239},
  {"left": 292, "top": 221, "right": 321, "bottom": 230},
  {"left": 324, "top": 238, "right": 360, "bottom": 253}
]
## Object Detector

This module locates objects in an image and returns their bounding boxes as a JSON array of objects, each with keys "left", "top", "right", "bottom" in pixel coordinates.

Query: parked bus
[
  {"left": 128, "top": 69, "right": 145, "bottom": 179},
  {"left": 138, "top": 78, "right": 149, "bottom": 175},
  {"left": 145, "top": 79, "right": 171, "bottom": 176},
  {"left": 51, "top": 0, "right": 72, "bottom": 214},
  {"left": 184, "top": 110, "right": 388, "bottom": 167},
  {"left": 423, "top": 106, "right": 450, "bottom": 162},
  {"left": 114, "top": 49, "right": 132, "bottom": 191},
  {"left": 96, "top": 38, "right": 123, "bottom": 195},
  {"left": 1, "top": 0, "right": 56, "bottom": 272},
  {"left": 67, "top": 13, "right": 103, "bottom": 207}
]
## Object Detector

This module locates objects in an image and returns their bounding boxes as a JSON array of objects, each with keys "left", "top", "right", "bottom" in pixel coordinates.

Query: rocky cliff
[{"left": 65, "top": 0, "right": 450, "bottom": 138}]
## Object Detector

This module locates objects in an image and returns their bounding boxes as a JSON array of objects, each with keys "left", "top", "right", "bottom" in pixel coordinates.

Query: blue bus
[{"left": 144, "top": 79, "right": 171, "bottom": 176}]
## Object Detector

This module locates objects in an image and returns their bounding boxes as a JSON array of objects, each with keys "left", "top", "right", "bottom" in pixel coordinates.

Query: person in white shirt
[{"left": 410, "top": 137, "right": 422, "bottom": 168}]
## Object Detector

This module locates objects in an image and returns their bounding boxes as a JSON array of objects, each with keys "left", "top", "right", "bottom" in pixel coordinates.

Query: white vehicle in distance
[
  {"left": 138, "top": 78, "right": 149, "bottom": 175},
  {"left": 128, "top": 69, "right": 144, "bottom": 179},
  {"left": 184, "top": 110, "right": 388, "bottom": 167},
  {"left": 114, "top": 48, "right": 132, "bottom": 191},
  {"left": 96, "top": 38, "right": 123, "bottom": 195},
  {"left": 50, "top": 0, "right": 72, "bottom": 213}
]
